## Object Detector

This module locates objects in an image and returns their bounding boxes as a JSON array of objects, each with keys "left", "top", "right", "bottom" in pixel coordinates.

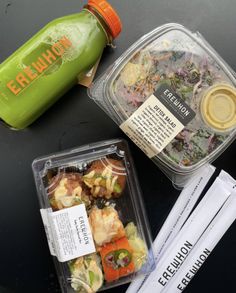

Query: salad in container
[
  {"left": 89, "top": 23, "right": 236, "bottom": 188},
  {"left": 32, "top": 139, "right": 155, "bottom": 292}
]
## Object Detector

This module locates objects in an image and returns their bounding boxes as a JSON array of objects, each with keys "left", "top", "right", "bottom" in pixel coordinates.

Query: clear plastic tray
[
  {"left": 32, "top": 139, "right": 155, "bottom": 292},
  {"left": 88, "top": 23, "right": 236, "bottom": 188}
]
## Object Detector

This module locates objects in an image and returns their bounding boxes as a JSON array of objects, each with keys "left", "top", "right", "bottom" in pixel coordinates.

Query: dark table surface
[{"left": 0, "top": 0, "right": 236, "bottom": 292}]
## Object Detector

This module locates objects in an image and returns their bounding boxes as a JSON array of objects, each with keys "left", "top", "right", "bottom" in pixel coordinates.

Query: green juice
[{"left": 0, "top": 1, "right": 121, "bottom": 129}]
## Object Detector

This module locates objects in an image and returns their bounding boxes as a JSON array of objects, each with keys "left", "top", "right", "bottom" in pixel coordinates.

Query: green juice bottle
[{"left": 0, "top": 0, "right": 122, "bottom": 129}]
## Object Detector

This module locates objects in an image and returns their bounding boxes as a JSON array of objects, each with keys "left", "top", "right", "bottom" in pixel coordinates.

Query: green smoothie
[{"left": 0, "top": 0, "right": 122, "bottom": 129}]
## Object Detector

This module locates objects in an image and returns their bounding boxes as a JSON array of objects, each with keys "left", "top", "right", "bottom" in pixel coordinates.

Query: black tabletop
[{"left": 0, "top": 0, "right": 236, "bottom": 292}]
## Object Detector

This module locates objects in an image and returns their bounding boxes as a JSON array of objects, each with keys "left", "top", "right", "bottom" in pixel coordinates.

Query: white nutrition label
[
  {"left": 40, "top": 208, "right": 57, "bottom": 256},
  {"left": 120, "top": 94, "right": 185, "bottom": 158},
  {"left": 41, "top": 204, "right": 95, "bottom": 262}
]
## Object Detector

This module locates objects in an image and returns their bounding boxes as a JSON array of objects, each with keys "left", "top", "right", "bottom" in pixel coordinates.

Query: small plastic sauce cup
[{"left": 201, "top": 84, "right": 236, "bottom": 132}]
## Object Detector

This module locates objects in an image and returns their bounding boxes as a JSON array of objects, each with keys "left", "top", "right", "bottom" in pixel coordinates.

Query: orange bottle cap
[{"left": 88, "top": 0, "right": 122, "bottom": 39}]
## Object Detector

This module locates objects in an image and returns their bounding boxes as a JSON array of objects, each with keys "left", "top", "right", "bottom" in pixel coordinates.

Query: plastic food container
[
  {"left": 89, "top": 23, "right": 236, "bottom": 188},
  {"left": 32, "top": 139, "right": 155, "bottom": 292}
]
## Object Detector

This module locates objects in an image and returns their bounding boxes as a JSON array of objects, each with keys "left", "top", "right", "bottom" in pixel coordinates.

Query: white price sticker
[{"left": 41, "top": 204, "right": 96, "bottom": 262}]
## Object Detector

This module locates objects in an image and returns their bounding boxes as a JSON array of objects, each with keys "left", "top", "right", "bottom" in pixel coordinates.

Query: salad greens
[{"left": 112, "top": 32, "right": 233, "bottom": 168}]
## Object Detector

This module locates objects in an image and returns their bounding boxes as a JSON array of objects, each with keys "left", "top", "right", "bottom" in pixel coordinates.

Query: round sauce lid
[{"left": 201, "top": 84, "right": 236, "bottom": 132}]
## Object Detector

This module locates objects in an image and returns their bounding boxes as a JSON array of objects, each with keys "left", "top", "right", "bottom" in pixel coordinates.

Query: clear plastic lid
[
  {"left": 32, "top": 139, "right": 155, "bottom": 292},
  {"left": 89, "top": 23, "right": 236, "bottom": 176}
]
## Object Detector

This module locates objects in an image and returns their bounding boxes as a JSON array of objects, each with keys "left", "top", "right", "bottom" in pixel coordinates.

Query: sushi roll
[
  {"left": 83, "top": 158, "right": 126, "bottom": 199},
  {"left": 47, "top": 173, "right": 90, "bottom": 210}
]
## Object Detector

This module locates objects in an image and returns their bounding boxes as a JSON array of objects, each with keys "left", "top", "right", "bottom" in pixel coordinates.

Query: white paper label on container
[
  {"left": 120, "top": 84, "right": 196, "bottom": 158},
  {"left": 40, "top": 208, "right": 57, "bottom": 256},
  {"left": 41, "top": 204, "right": 95, "bottom": 262},
  {"left": 120, "top": 95, "right": 183, "bottom": 158}
]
